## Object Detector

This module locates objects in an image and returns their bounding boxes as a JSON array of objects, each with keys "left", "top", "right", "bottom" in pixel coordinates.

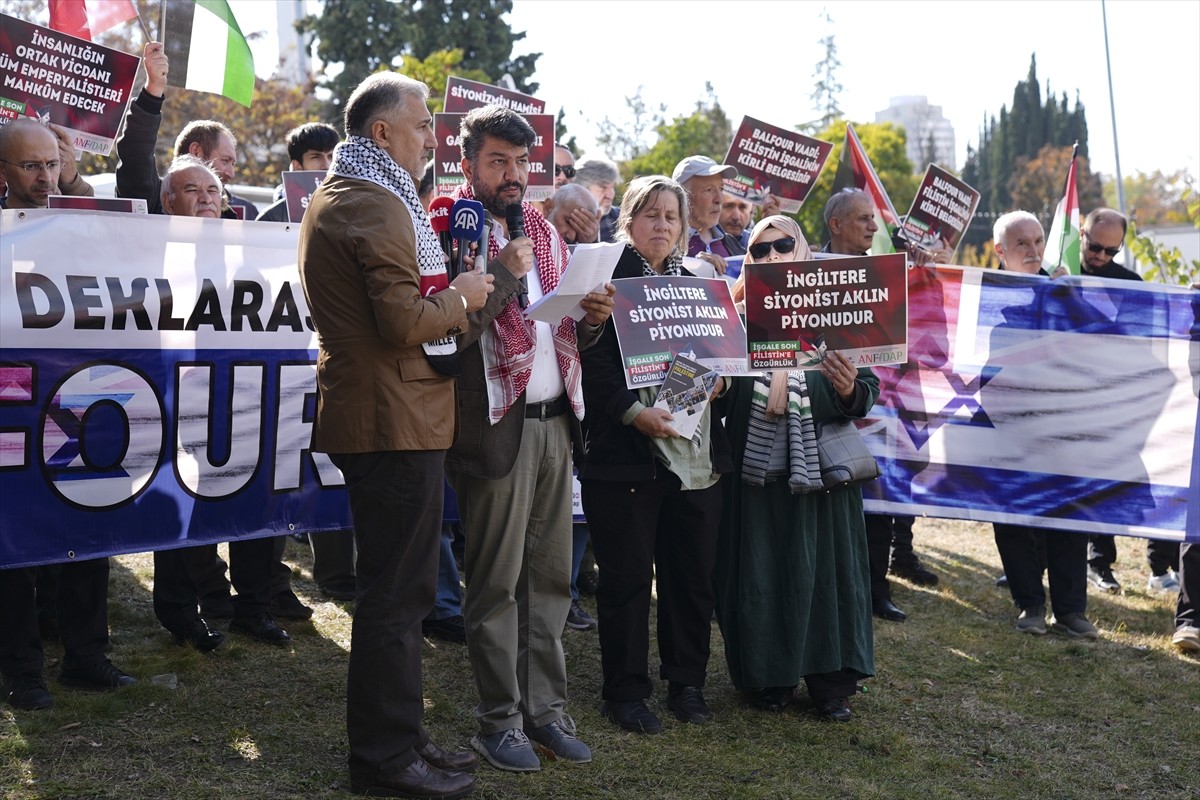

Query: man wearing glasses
[
  {"left": 0, "top": 119, "right": 93, "bottom": 209},
  {"left": 553, "top": 143, "right": 576, "bottom": 188},
  {"left": 1078, "top": 208, "right": 1181, "bottom": 596},
  {"left": 1081, "top": 208, "right": 1139, "bottom": 280}
]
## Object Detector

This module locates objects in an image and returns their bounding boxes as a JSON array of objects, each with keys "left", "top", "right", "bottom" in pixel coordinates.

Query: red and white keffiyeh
[{"left": 453, "top": 185, "right": 583, "bottom": 425}]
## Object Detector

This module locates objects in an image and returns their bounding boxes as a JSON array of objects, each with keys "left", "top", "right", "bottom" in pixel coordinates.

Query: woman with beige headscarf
[{"left": 714, "top": 215, "right": 878, "bottom": 722}]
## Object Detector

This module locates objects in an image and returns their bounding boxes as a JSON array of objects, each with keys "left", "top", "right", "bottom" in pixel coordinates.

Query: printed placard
[
  {"left": 901, "top": 164, "right": 980, "bottom": 252},
  {"left": 0, "top": 14, "right": 140, "bottom": 155},
  {"left": 610, "top": 275, "right": 747, "bottom": 389},
  {"left": 282, "top": 170, "right": 326, "bottom": 223},
  {"left": 48, "top": 195, "right": 146, "bottom": 213},
  {"left": 722, "top": 115, "right": 833, "bottom": 214},
  {"left": 443, "top": 76, "right": 545, "bottom": 114},
  {"left": 433, "top": 111, "right": 555, "bottom": 202},
  {"left": 743, "top": 254, "right": 908, "bottom": 369}
]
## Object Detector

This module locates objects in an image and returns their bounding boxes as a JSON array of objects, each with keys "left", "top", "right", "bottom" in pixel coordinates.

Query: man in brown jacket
[{"left": 297, "top": 72, "right": 493, "bottom": 800}]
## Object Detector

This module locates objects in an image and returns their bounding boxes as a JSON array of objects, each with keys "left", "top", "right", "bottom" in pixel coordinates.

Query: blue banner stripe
[
  {"left": 864, "top": 460, "right": 1189, "bottom": 534},
  {"left": 974, "top": 272, "right": 1195, "bottom": 339}
]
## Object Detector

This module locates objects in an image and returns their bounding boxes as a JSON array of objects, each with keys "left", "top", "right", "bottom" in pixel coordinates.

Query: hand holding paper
[{"left": 525, "top": 241, "right": 625, "bottom": 322}]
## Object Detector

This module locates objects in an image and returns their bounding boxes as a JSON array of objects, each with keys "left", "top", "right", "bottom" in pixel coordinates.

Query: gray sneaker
[
  {"left": 1171, "top": 625, "right": 1200, "bottom": 654},
  {"left": 1052, "top": 612, "right": 1100, "bottom": 639},
  {"left": 525, "top": 714, "right": 592, "bottom": 763},
  {"left": 566, "top": 600, "right": 597, "bottom": 631},
  {"left": 1016, "top": 606, "right": 1047, "bottom": 635},
  {"left": 471, "top": 728, "right": 541, "bottom": 772}
]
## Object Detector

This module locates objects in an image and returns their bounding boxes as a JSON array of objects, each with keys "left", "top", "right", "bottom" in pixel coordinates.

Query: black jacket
[{"left": 578, "top": 245, "right": 732, "bottom": 482}]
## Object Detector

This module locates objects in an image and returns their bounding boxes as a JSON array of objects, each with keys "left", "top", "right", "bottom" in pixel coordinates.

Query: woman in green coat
[{"left": 715, "top": 215, "right": 878, "bottom": 722}]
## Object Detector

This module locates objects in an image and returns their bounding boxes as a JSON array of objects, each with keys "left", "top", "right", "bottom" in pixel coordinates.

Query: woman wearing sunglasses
[
  {"left": 578, "top": 175, "right": 732, "bottom": 735},
  {"left": 716, "top": 215, "right": 878, "bottom": 722}
]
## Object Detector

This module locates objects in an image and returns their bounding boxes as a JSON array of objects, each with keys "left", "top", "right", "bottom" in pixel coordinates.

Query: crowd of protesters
[{"left": 2, "top": 44, "right": 1195, "bottom": 800}]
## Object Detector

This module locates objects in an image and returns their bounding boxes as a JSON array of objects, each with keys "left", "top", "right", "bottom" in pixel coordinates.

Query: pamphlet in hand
[
  {"left": 524, "top": 241, "right": 625, "bottom": 323},
  {"left": 652, "top": 352, "right": 719, "bottom": 446}
]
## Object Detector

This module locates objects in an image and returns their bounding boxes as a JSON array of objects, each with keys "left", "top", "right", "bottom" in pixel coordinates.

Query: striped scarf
[
  {"left": 741, "top": 371, "right": 823, "bottom": 493},
  {"left": 451, "top": 184, "right": 583, "bottom": 425}
]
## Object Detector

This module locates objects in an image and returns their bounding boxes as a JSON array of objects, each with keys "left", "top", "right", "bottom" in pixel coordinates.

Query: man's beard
[{"left": 475, "top": 180, "right": 525, "bottom": 217}]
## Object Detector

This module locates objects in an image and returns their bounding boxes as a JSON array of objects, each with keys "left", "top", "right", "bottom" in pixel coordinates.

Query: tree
[
  {"left": 594, "top": 87, "right": 667, "bottom": 164},
  {"left": 398, "top": 49, "right": 490, "bottom": 114},
  {"left": 299, "top": 0, "right": 539, "bottom": 124},
  {"left": 1103, "top": 169, "right": 1195, "bottom": 227},
  {"left": 961, "top": 55, "right": 1094, "bottom": 245},
  {"left": 1128, "top": 186, "right": 1200, "bottom": 286},
  {"left": 1007, "top": 144, "right": 1103, "bottom": 220},
  {"left": 622, "top": 84, "right": 732, "bottom": 182},
  {"left": 408, "top": 0, "right": 538, "bottom": 94},
  {"left": 554, "top": 108, "right": 577, "bottom": 155},
  {"left": 804, "top": 10, "right": 843, "bottom": 133},
  {"left": 797, "top": 119, "right": 919, "bottom": 246}
]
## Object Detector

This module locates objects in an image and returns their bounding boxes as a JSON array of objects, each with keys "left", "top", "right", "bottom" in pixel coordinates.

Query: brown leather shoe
[
  {"left": 350, "top": 756, "right": 475, "bottom": 798},
  {"left": 418, "top": 739, "right": 479, "bottom": 772}
]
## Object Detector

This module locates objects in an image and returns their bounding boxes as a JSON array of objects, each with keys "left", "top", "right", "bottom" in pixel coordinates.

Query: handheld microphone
[
  {"left": 429, "top": 196, "right": 454, "bottom": 262},
  {"left": 478, "top": 212, "right": 493, "bottom": 275},
  {"left": 450, "top": 198, "right": 485, "bottom": 279},
  {"left": 505, "top": 203, "right": 529, "bottom": 308}
]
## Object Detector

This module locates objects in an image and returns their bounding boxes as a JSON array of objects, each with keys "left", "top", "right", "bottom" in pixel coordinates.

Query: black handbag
[{"left": 815, "top": 418, "right": 880, "bottom": 488}]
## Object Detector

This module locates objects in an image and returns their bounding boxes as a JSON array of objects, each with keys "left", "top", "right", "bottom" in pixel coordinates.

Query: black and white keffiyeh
[
  {"left": 630, "top": 245, "right": 684, "bottom": 277},
  {"left": 741, "top": 371, "right": 823, "bottom": 493},
  {"left": 329, "top": 136, "right": 458, "bottom": 369}
]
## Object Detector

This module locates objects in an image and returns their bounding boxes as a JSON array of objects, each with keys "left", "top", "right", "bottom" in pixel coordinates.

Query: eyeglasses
[
  {"left": 0, "top": 158, "right": 61, "bottom": 173},
  {"left": 748, "top": 236, "right": 797, "bottom": 259},
  {"left": 554, "top": 164, "right": 576, "bottom": 178},
  {"left": 1084, "top": 238, "right": 1121, "bottom": 257}
]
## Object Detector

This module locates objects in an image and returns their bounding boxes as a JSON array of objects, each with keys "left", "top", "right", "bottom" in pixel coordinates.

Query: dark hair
[
  {"left": 1084, "top": 207, "right": 1128, "bottom": 237},
  {"left": 418, "top": 161, "right": 435, "bottom": 199},
  {"left": 174, "top": 120, "right": 236, "bottom": 157},
  {"left": 344, "top": 72, "right": 428, "bottom": 138},
  {"left": 458, "top": 105, "right": 536, "bottom": 163},
  {"left": 286, "top": 123, "right": 339, "bottom": 162}
]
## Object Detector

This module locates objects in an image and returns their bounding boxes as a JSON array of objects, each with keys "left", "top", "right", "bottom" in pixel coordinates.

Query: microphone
[
  {"left": 450, "top": 198, "right": 485, "bottom": 279},
  {"left": 478, "top": 212, "right": 493, "bottom": 275},
  {"left": 505, "top": 203, "right": 529, "bottom": 309},
  {"left": 429, "top": 196, "right": 454, "bottom": 262}
]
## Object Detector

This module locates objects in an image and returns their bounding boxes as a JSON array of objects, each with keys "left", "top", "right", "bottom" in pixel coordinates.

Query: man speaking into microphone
[{"left": 449, "top": 105, "right": 614, "bottom": 772}]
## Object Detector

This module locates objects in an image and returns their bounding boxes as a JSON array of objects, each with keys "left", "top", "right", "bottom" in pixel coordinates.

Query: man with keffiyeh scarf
[
  {"left": 298, "top": 72, "right": 493, "bottom": 800},
  {"left": 446, "top": 105, "right": 614, "bottom": 773}
]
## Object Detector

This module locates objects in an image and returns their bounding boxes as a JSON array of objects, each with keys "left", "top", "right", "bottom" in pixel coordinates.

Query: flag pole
[
  {"left": 1101, "top": 0, "right": 1126, "bottom": 216},
  {"left": 1053, "top": 142, "right": 1079, "bottom": 273}
]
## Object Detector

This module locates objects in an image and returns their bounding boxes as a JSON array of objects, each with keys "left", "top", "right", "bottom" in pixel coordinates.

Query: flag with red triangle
[
  {"left": 1042, "top": 143, "right": 1081, "bottom": 275},
  {"left": 832, "top": 123, "right": 900, "bottom": 255},
  {"left": 48, "top": 0, "right": 138, "bottom": 41}
]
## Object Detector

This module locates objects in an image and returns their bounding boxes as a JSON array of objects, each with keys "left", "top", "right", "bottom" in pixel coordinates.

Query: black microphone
[{"left": 505, "top": 203, "right": 529, "bottom": 309}]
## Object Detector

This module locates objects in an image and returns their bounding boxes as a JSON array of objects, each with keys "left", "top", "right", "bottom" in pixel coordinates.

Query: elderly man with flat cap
[{"left": 672, "top": 155, "right": 746, "bottom": 275}]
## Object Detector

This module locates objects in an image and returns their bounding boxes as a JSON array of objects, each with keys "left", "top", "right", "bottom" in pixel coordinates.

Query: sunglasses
[
  {"left": 748, "top": 236, "right": 797, "bottom": 259},
  {"left": 554, "top": 164, "right": 576, "bottom": 178},
  {"left": 1084, "top": 239, "right": 1121, "bottom": 257}
]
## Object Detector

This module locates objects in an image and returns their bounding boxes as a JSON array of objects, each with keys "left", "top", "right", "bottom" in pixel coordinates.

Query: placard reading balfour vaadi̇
[
  {"left": 721, "top": 116, "right": 833, "bottom": 214},
  {"left": 742, "top": 254, "right": 908, "bottom": 370},
  {"left": 0, "top": 14, "right": 140, "bottom": 155}
]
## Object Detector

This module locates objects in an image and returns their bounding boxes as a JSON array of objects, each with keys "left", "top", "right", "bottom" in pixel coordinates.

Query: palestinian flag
[
  {"left": 163, "top": 0, "right": 255, "bottom": 107},
  {"left": 833, "top": 123, "right": 900, "bottom": 256},
  {"left": 1042, "top": 143, "right": 1081, "bottom": 275},
  {"left": 48, "top": 0, "right": 138, "bottom": 40}
]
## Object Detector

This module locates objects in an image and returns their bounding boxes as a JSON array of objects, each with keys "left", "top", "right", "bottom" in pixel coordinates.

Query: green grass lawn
[{"left": 3, "top": 518, "right": 1197, "bottom": 799}]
